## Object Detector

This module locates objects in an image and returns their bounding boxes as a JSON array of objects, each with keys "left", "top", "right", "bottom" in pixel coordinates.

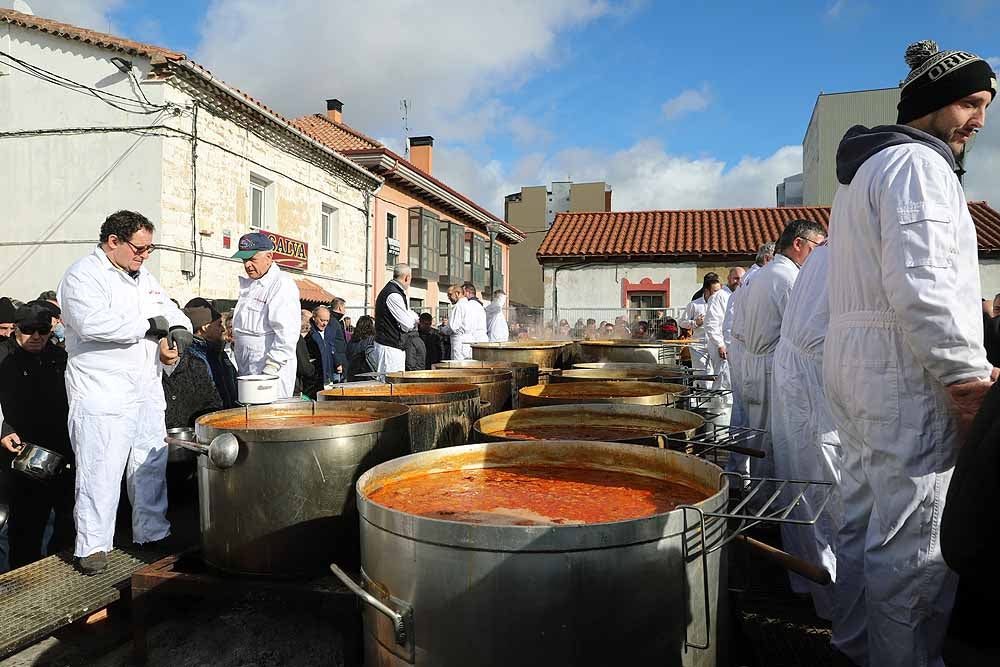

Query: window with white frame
[
  {"left": 249, "top": 175, "right": 271, "bottom": 229},
  {"left": 321, "top": 204, "right": 338, "bottom": 250}
]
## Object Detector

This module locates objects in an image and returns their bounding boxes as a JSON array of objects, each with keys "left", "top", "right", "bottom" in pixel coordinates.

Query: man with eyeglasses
[
  {"left": 0, "top": 301, "right": 75, "bottom": 568},
  {"left": 58, "top": 210, "right": 192, "bottom": 574},
  {"left": 231, "top": 232, "right": 300, "bottom": 397}
]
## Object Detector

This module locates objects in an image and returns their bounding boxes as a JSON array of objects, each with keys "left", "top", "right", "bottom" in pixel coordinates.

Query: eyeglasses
[
  {"left": 119, "top": 238, "right": 156, "bottom": 256},
  {"left": 19, "top": 325, "right": 51, "bottom": 336},
  {"left": 798, "top": 236, "right": 825, "bottom": 248}
]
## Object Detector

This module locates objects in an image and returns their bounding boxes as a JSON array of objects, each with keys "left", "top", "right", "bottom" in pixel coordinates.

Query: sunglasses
[
  {"left": 19, "top": 324, "right": 52, "bottom": 336},
  {"left": 118, "top": 237, "right": 156, "bottom": 256}
]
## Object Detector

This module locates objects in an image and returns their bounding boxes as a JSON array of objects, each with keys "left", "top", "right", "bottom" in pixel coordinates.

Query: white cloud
[
  {"left": 3, "top": 0, "right": 124, "bottom": 31},
  {"left": 986, "top": 56, "right": 1000, "bottom": 71},
  {"left": 825, "top": 0, "right": 846, "bottom": 19},
  {"left": 963, "top": 124, "right": 1000, "bottom": 205},
  {"left": 661, "top": 84, "right": 712, "bottom": 120},
  {"left": 435, "top": 139, "right": 803, "bottom": 216},
  {"left": 194, "top": 0, "right": 611, "bottom": 144}
]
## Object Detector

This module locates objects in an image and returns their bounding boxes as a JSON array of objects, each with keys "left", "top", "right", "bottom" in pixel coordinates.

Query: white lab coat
[
  {"left": 58, "top": 246, "right": 190, "bottom": 556},
  {"left": 703, "top": 286, "right": 733, "bottom": 423},
  {"left": 374, "top": 284, "right": 418, "bottom": 374},
  {"left": 723, "top": 263, "right": 761, "bottom": 449},
  {"left": 441, "top": 297, "right": 487, "bottom": 360},
  {"left": 736, "top": 253, "right": 799, "bottom": 485},
  {"left": 232, "top": 263, "right": 300, "bottom": 397},
  {"left": 823, "top": 144, "right": 991, "bottom": 667},
  {"left": 485, "top": 294, "right": 509, "bottom": 343},
  {"left": 771, "top": 245, "right": 843, "bottom": 621},
  {"left": 680, "top": 296, "right": 711, "bottom": 380}
]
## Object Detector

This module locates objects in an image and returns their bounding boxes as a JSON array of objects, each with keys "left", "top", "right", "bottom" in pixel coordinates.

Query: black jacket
[
  {"left": 983, "top": 311, "right": 1000, "bottom": 367},
  {"left": 295, "top": 335, "right": 323, "bottom": 399},
  {"left": 0, "top": 336, "right": 71, "bottom": 458},
  {"left": 188, "top": 337, "right": 239, "bottom": 409},
  {"left": 163, "top": 350, "right": 223, "bottom": 429},
  {"left": 346, "top": 336, "right": 376, "bottom": 381},
  {"left": 323, "top": 311, "right": 348, "bottom": 375},
  {"left": 418, "top": 327, "right": 445, "bottom": 369},
  {"left": 942, "top": 382, "right": 1000, "bottom": 653},
  {"left": 403, "top": 330, "right": 426, "bottom": 372}
]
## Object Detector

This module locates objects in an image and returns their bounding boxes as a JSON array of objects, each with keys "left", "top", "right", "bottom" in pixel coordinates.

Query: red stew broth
[
  {"left": 205, "top": 414, "right": 374, "bottom": 429},
  {"left": 367, "top": 465, "right": 712, "bottom": 525}
]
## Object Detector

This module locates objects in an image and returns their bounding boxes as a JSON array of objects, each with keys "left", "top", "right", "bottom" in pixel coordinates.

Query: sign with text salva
[{"left": 262, "top": 230, "right": 308, "bottom": 270}]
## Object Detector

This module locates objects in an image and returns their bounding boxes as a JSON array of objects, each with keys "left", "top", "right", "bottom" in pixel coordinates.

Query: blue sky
[{"left": 14, "top": 0, "right": 1000, "bottom": 211}]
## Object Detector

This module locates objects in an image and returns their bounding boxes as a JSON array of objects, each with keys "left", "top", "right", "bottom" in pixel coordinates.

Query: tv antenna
[{"left": 400, "top": 99, "right": 410, "bottom": 158}]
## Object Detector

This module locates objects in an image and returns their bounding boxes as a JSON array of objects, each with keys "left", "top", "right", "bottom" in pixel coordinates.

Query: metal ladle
[{"left": 164, "top": 433, "right": 240, "bottom": 469}]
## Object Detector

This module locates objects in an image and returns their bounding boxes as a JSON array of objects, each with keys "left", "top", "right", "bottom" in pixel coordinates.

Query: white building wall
[
  {"left": 981, "top": 259, "right": 1000, "bottom": 301},
  {"left": 0, "top": 25, "right": 373, "bottom": 307},
  {"left": 542, "top": 261, "right": 700, "bottom": 318},
  {"left": 0, "top": 27, "right": 165, "bottom": 299}
]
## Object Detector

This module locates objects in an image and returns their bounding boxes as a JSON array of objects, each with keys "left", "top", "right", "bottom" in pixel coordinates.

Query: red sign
[{"left": 262, "top": 230, "right": 308, "bottom": 270}]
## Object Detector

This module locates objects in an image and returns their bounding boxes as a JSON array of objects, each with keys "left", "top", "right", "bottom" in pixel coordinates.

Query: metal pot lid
[
  {"left": 195, "top": 400, "right": 410, "bottom": 442},
  {"left": 384, "top": 369, "right": 513, "bottom": 384},
  {"left": 319, "top": 382, "right": 481, "bottom": 405}
]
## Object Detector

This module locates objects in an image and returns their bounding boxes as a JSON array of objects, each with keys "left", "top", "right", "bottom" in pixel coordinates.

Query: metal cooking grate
[{"left": 0, "top": 549, "right": 159, "bottom": 659}]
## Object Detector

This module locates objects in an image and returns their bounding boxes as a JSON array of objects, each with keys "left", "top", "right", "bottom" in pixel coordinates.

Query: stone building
[{"left": 0, "top": 9, "right": 381, "bottom": 307}]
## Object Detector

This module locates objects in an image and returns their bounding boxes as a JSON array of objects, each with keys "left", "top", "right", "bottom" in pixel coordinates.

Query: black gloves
[
  {"left": 167, "top": 326, "right": 194, "bottom": 356},
  {"left": 146, "top": 316, "right": 169, "bottom": 338}
]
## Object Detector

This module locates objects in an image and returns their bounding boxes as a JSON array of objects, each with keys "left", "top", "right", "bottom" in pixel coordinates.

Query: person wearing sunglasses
[
  {"left": 0, "top": 301, "right": 75, "bottom": 568},
  {"left": 57, "top": 210, "right": 192, "bottom": 575}
]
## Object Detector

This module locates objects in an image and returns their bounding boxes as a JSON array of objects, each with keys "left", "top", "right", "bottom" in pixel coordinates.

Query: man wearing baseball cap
[
  {"left": 231, "top": 232, "right": 300, "bottom": 397},
  {"left": 825, "top": 41, "right": 996, "bottom": 666}
]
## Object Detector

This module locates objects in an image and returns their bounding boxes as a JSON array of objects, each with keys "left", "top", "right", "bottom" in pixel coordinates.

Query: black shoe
[
  {"left": 77, "top": 551, "right": 109, "bottom": 575},
  {"left": 135, "top": 536, "right": 172, "bottom": 557}
]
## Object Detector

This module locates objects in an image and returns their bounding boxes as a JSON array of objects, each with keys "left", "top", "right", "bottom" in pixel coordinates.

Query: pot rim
[
  {"left": 385, "top": 369, "right": 513, "bottom": 385},
  {"left": 195, "top": 400, "right": 410, "bottom": 442},
  {"left": 473, "top": 403, "right": 704, "bottom": 441},
  {"left": 469, "top": 342, "right": 568, "bottom": 350},
  {"left": 356, "top": 440, "right": 728, "bottom": 552},
  {"left": 318, "top": 382, "right": 481, "bottom": 405}
]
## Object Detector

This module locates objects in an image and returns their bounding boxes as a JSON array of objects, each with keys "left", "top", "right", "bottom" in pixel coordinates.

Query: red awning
[{"left": 295, "top": 278, "right": 335, "bottom": 303}]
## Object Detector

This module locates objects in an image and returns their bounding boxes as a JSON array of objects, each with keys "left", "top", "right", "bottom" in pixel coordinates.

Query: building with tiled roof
[
  {"left": 294, "top": 100, "right": 523, "bottom": 315},
  {"left": 538, "top": 203, "right": 1000, "bottom": 323},
  {"left": 0, "top": 8, "right": 381, "bottom": 308}
]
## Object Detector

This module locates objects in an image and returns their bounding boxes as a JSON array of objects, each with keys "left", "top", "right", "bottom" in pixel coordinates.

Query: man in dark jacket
[
  {"left": 310, "top": 305, "right": 335, "bottom": 384},
  {"left": 163, "top": 306, "right": 224, "bottom": 428},
  {"left": 184, "top": 303, "right": 239, "bottom": 409},
  {"left": 417, "top": 313, "right": 444, "bottom": 369},
  {"left": 403, "top": 329, "right": 426, "bottom": 372},
  {"left": 323, "top": 298, "right": 349, "bottom": 383},
  {"left": 296, "top": 310, "right": 323, "bottom": 398},
  {"left": 0, "top": 301, "right": 75, "bottom": 567}
]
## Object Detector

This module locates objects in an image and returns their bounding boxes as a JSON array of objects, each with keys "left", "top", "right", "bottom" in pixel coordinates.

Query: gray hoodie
[{"left": 835, "top": 124, "right": 957, "bottom": 185}]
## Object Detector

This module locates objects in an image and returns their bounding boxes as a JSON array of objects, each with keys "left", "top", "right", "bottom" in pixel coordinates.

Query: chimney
[
  {"left": 325, "top": 98, "right": 343, "bottom": 124},
  {"left": 409, "top": 136, "right": 433, "bottom": 174}
]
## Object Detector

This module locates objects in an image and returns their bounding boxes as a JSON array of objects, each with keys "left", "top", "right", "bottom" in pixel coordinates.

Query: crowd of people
[{"left": 677, "top": 42, "right": 999, "bottom": 666}]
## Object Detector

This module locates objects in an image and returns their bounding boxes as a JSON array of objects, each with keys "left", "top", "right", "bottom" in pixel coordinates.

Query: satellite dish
[{"left": 12, "top": 1, "right": 34, "bottom": 15}]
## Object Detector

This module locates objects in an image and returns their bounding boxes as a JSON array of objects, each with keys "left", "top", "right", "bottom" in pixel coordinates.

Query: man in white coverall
[
  {"left": 58, "top": 211, "right": 192, "bottom": 574},
  {"left": 771, "top": 243, "right": 842, "bottom": 622},
  {"left": 823, "top": 41, "right": 997, "bottom": 667},
  {"left": 703, "top": 267, "right": 745, "bottom": 425},
  {"left": 485, "top": 289, "right": 509, "bottom": 343},
  {"left": 680, "top": 275, "right": 722, "bottom": 385},
  {"left": 231, "top": 232, "right": 300, "bottom": 398},
  {"left": 373, "top": 264, "right": 420, "bottom": 373},
  {"left": 722, "top": 243, "right": 774, "bottom": 476},
  {"left": 441, "top": 284, "right": 482, "bottom": 360},
  {"left": 736, "top": 220, "right": 826, "bottom": 485}
]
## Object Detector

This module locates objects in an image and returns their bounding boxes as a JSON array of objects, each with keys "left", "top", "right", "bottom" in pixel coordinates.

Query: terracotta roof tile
[
  {"left": 291, "top": 114, "right": 382, "bottom": 151},
  {"left": 295, "top": 278, "right": 335, "bottom": 303},
  {"left": 0, "top": 9, "right": 184, "bottom": 62},
  {"left": 538, "top": 203, "right": 1000, "bottom": 259}
]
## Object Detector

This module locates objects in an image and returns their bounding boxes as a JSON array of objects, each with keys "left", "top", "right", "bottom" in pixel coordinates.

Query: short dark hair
[
  {"left": 99, "top": 210, "right": 155, "bottom": 244},
  {"left": 38, "top": 290, "right": 57, "bottom": 301},
  {"left": 419, "top": 312, "right": 433, "bottom": 322},
  {"left": 776, "top": 219, "right": 826, "bottom": 253},
  {"left": 463, "top": 282, "right": 477, "bottom": 292}
]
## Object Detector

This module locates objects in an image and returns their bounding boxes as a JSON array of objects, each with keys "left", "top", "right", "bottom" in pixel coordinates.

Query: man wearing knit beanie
[{"left": 824, "top": 41, "right": 996, "bottom": 667}]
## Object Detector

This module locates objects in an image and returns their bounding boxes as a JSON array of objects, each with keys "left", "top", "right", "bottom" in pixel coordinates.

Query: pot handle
[
  {"left": 329, "top": 563, "right": 411, "bottom": 647},
  {"left": 479, "top": 399, "right": 491, "bottom": 411},
  {"left": 678, "top": 505, "right": 712, "bottom": 651},
  {"left": 164, "top": 433, "right": 239, "bottom": 470},
  {"left": 734, "top": 535, "right": 831, "bottom": 585}
]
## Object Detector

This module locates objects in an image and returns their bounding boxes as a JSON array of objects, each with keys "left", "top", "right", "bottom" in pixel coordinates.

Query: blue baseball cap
[{"left": 232, "top": 232, "right": 275, "bottom": 260}]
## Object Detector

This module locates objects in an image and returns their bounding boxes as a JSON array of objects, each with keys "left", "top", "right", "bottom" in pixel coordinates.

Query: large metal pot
[
  {"left": 384, "top": 369, "right": 512, "bottom": 416},
  {"left": 334, "top": 440, "right": 729, "bottom": 666},
  {"left": 573, "top": 361, "right": 690, "bottom": 373},
  {"left": 190, "top": 401, "right": 410, "bottom": 576},
  {"left": 469, "top": 341, "right": 568, "bottom": 370},
  {"left": 474, "top": 403, "right": 704, "bottom": 444},
  {"left": 577, "top": 339, "right": 669, "bottom": 364},
  {"left": 432, "top": 360, "right": 539, "bottom": 408},
  {"left": 319, "top": 383, "right": 481, "bottom": 452},
  {"left": 519, "top": 380, "right": 686, "bottom": 408},
  {"left": 552, "top": 367, "right": 691, "bottom": 384}
]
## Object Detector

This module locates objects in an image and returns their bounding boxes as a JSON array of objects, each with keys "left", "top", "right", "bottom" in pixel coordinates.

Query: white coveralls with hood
[
  {"left": 825, "top": 124, "right": 993, "bottom": 666},
  {"left": 485, "top": 293, "right": 509, "bottom": 343},
  {"left": 734, "top": 253, "right": 800, "bottom": 483},
  {"left": 232, "top": 262, "right": 300, "bottom": 397},
  {"left": 679, "top": 295, "right": 712, "bottom": 382},
  {"left": 771, "top": 244, "right": 843, "bottom": 621},
  {"left": 441, "top": 296, "right": 487, "bottom": 360},
  {"left": 59, "top": 247, "right": 190, "bottom": 557},
  {"left": 721, "top": 262, "right": 761, "bottom": 474}
]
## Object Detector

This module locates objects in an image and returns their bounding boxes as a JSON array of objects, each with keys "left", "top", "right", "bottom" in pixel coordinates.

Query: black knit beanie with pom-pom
[{"left": 897, "top": 39, "right": 996, "bottom": 124}]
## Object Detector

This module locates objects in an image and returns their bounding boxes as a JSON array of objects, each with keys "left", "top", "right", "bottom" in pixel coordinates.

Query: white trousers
[
  {"left": 374, "top": 342, "right": 406, "bottom": 374},
  {"left": 738, "top": 349, "right": 775, "bottom": 482},
  {"left": 69, "top": 394, "right": 169, "bottom": 556},
  {"left": 707, "top": 340, "right": 732, "bottom": 427},
  {"left": 824, "top": 314, "right": 957, "bottom": 667},
  {"left": 234, "top": 333, "right": 296, "bottom": 398},
  {"left": 449, "top": 336, "right": 471, "bottom": 361},
  {"left": 724, "top": 339, "right": 750, "bottom": 476},
  {"left": 771, "top": 339, "right": 843, "bottom": 618}
]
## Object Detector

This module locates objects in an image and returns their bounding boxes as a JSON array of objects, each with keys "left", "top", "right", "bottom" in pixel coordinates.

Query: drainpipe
[
  {"left": 364, "top": 189, "right": 372, "bottom": 312},
  {"left": 551, "top": 260, "right": 588, "bottom": 325}
]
